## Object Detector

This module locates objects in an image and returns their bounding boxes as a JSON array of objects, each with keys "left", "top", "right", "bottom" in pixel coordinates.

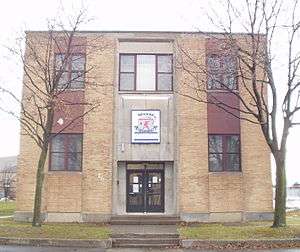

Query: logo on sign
[
  {"left": 131, "top": 110, "right": 160, "bottom": 143},
  {"left": 135, "top": 113, "right": 158, "bottom": 133}
]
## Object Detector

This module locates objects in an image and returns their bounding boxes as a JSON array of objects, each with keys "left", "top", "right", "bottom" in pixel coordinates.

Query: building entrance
[{"left": 126, "top": 165, "right": 164, "bottom": 213}]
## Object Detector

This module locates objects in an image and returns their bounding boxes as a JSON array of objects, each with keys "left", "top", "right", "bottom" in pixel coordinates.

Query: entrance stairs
[
  {"left": 111, "top": 215, "right": 181, "bottom": 248},
  {"left": 112, "top": 232, "right": 180, "bottom": 248},
  {"left": 110, "top": 215, "right": 180, "bottom": 225}
]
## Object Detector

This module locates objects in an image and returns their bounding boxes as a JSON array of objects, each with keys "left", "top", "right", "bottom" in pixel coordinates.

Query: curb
[
  {"left": 0, "top": 237, "right": 112, "bottom": 248},
  {"left": 181, "top": 238, "right": 300, "bottom": 250}
]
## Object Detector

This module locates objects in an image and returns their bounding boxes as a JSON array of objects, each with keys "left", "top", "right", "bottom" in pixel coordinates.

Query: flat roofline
[{"left": 25, "top": 30, "right": 265, "bottom": 36}]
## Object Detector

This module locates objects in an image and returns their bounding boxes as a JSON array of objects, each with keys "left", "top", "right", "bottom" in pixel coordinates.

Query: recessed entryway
[{"left": 126, "top": 164, "right": 164, "bottom": 213}]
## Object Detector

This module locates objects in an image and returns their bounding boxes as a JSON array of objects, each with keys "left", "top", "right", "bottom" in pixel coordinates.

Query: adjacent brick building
[{"left": 15, "top": 31, "right": 273, "bottom": 222}]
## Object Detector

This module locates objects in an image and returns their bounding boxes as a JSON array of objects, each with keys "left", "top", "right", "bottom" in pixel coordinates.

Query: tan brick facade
[{"left": 15, "top": 32, "right": 273, "bottom": 222}]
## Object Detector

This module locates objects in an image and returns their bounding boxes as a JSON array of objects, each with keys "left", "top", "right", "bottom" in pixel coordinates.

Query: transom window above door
[{"left": 119, "top": 54, "right": 173, "bottom": 91}]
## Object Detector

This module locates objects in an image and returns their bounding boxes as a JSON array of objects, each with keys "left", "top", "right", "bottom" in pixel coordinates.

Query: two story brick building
[{"left": 15, "top": 31, "right": 273, "bottom": 223}]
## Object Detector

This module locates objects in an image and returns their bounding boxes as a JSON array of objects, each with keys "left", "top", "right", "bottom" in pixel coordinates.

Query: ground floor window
[
  {"left": 49, "top": 133, "right": 83, "bottom": 171},
  {"left": 208, "top": 134, "right": 240, "bottom": 172}
]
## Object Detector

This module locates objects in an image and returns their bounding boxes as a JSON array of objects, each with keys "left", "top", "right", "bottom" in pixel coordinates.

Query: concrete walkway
[
  {"left": 1, "top": 246, "right": 300, "bottom": 252},
  {"left": 111, "top": 224, "right": 178, "bottom": 234},
  {"left": 0, "top": 215, "right": 12, "bottom": 219}
]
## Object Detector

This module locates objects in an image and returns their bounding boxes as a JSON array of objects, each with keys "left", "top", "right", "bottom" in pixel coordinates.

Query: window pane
[
  {"left": 70, "top": 72, "right": 84, "bottom": 89},
  {"left": 157, "top": 73, "right": 172, "bottom": 91},
  {"left": 208, "top": 74, "right": 221, "bottom": 89},
  {"left": 71, "top": 55, "right": 85, "bottom": 71},
  {"left": 50, "top": 153, "right": 65, "bottom": 170},
  {"left": 227, "top": 135, "right": 239, "bottom": 153},
  {"left": 209, "top": 135, "right": 222, "bottom": 153},
  {"left": 120, "top": 73, "right": 135, "bottom": 90},
  {"left": 227, "top": 154, "right": 240, "bottom": 171},
  {"left": 136, "top": 55, "right": 156, "bottom": 90},
  {"left": 223, "top": 56, "right": 236, "bottom": 73},
  {"left": 157, "top": 55, "right": 172, "bottom": 72},
  {"left": 68, "top": 134, "right": 82, "bottom": 153},
  {"left": 223, "top": 74, "right": 237, "bottom": 90},
  {"left": 120, "top": 55, "right": 135, "bottom": 72},
  {"left": 67, "top": 153, "right": 82, "bottom": 171},
  {"left": 57, "top": 71, "right": 69, "bottom": 89},
  {"left": 51, "top": 135, "right": 65, "bottom": 152},
  {"left": 209, "top": 154, "right": 223, "bottom": 171},
  {"left": 207, "top": 56, "right": 221, "bottom": 71},
  {"left": 55, "top": 54, "right": 66, "bottom": 70}
]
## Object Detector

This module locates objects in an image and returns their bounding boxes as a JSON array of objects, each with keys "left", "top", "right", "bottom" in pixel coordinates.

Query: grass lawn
[
  {"left": 0, "top": 218, "right": 110, "bottom": 239},
  {"left": 0, "top": 201, "right": 16, "bottom": 216},
  {"left": 178, "top": 213, "right": 300, "bottom": 240}
]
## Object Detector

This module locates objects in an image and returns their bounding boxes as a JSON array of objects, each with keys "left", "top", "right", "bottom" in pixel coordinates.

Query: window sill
[
  {"left": 47, "top": 171, "right": 82, "bottom": 174},
  {"left": 118, "top": 90, "right": 174, "bottom": 94},
  {"left": 206, "top": 89, "right": 239, "bottom": 93},
  {"left": 209, "top": 171, "right": 242, "bottom": 175},
  {"left": 56, "top": 88, "right": 85, "bottom": 92}
]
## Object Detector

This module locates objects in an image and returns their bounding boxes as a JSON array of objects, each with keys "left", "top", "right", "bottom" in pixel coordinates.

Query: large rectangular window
[
  {"left": 55, "top": 53, "right": 86, "bottom": 89},
  {"left": 119, "top": 54, "right": 173, "bottom": 91},
  {"left": 208, "top": 134, "right": 240, "bottom": 172},
  {"left": 49, "top": 134, "right": 83, "bottom": 171},
  {"left": 207, "top": 55, "right": 237, "bottom": 90}
]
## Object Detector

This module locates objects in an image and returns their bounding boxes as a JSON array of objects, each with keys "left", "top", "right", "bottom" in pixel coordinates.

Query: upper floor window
[
  {"left": 49, "top": 133, "right": 83, "bottom": 171},
  {"left": 208, "top": 134, "right": 240, "bottom": 172},
  {"left": 119, "top": 54, "right": 173, "bottom": 91},
  {"left": 55, "top": 53, "right": 86, "bottom": 90},
  {"left": 207, "top": 55, "right": 237, "bottom": 90}
]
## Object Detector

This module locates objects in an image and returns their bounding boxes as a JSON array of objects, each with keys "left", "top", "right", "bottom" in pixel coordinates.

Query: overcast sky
[{"left": 0, "top": 0, "right": 299, "bottom": 185}]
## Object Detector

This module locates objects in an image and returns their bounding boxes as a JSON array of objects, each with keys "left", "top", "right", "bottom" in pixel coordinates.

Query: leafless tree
[
  {"left": 176, "top": 0, "right": 300, "bottom": 227},
  {"left": 0, "top": 11, "right": 109, "bottom": 226}
]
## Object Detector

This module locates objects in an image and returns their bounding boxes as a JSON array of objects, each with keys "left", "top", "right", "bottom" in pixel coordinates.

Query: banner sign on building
[{"left": 131, "top": 110, "right": 160, "bottom": 143}]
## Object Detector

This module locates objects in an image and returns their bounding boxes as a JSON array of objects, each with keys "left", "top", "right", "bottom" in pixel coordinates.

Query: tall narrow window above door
[{"left": 119, "top": 54, "right": 173, "bottom": 91}]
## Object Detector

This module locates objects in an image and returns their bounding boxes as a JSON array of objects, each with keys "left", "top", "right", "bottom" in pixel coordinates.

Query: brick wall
[
  {"left": 16, "top": 32, "right": 273, "bottom": 221},
  {"left": 176, "top": 35, "right": 272, "bottom": 216}
]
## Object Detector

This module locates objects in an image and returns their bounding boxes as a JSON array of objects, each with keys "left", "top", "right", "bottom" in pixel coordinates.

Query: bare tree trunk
[
  {"left": 32, "top": 143, "right": 49, "bottom": 227},
  {"left": 272, "top": 151, "right": 287, "bottom": 227},
  {"left": 32, "top": 109, "right": 53, "bottom": 227}
]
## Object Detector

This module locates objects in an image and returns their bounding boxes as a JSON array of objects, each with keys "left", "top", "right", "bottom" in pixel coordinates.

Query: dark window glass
[
  {"left": 55, "top": 53, "right": 85, "bottom": 90},
  {"left": 50, "top": 134, "right": 83, "bottom": 171},
  {"left": 209, "top": 153, "right": 223, "bottom": 172},
  {"left": 55, "top": 54, "right": 66, "bottom": 70},
  {"left": 68, "top": 153, "right": 82, "bottom": 171},
  {"left": 71, "top": 55, "right": 85, "bottom": 71},
  {"left": 227, "top": 135, "right": 239, "bottom": 153},
  {"left": 157, "top": 55, "right": 172, "bottom": 72},
  {"left": 208, "top": 134, "right": 240, "bottom": 172},
  {"left": 157, "top": 73, "right": 172, "bottom": 91},
  {"left": 50, "top": 153, "right": 65, "bottom": 171},
  {"left": 208, "top": 135, "right": 222, "bottom": 153},
  {"left": 120, "top": 55, "right": 135, "bottom": 72},
  {"left": 51, "top": 135, "right": 65, "bottom": 152},
  {"left": 119, "top": 54, "right": 173, "bottom": 91},
  {"left": 227, "top": 154, "right": 240, "bottom": 171},
  {"left": 120, "top": 73, "right": 135, "bottom": 90},
  {"left": 207, "top": 54, "right": 237, "bottom": 90}
]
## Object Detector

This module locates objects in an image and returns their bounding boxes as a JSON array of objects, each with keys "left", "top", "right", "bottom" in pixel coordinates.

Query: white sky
[{"left": 0, "top": 0, "right": 299, "bottom": 185}]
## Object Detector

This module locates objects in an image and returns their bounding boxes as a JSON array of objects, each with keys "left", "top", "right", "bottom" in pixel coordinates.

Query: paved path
[
  {"left": 0, "top": 216, "right": 12, "bottom": 219},
  {"left": 0, "top": 246, "right": 299, "bottom": 252}
]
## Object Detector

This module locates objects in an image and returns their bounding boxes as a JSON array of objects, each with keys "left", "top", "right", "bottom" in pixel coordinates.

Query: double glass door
[{"left": 126, "top": 169, "right": 164, "bottom": 212}]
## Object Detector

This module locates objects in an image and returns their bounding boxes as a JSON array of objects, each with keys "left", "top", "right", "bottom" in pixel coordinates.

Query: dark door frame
[{"left": 126, "top": 162, "right": 165, "bottom": 213}]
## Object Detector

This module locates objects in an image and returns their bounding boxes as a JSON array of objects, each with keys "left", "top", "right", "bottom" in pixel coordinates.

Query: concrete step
[
  {"left": 114, "top": 243, "right": 180, "bottom": 248},
  {"left": 112, "top": 232, "right": 180, "bottom": 248},
  {"left": 111, "top": 233, "right": 179, "bottom": 239},
  {"left": 110, "top": 215, "right": 180, "bottom": 225},
  {"left": 113, "top": 238, "right": 180, "bottom": 245}
]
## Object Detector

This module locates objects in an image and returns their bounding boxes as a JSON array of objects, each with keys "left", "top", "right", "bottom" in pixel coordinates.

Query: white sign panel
[{"left": 131, "top": 110, "right": 160, "bottom": 143}]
